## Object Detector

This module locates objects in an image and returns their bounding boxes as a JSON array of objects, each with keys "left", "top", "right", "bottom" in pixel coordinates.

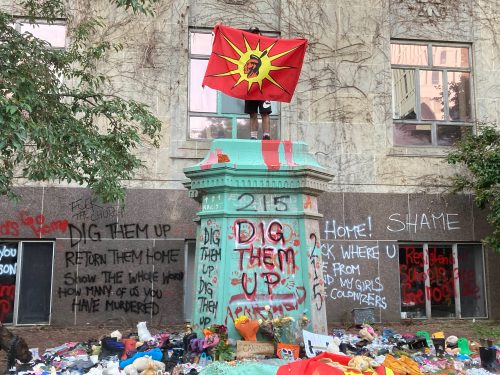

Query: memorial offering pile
[{"left": 6, "top": 319, "right": 499, "bottom": 375}]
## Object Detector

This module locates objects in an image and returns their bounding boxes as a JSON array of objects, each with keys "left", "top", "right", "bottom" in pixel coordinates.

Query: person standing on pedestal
[{"left": 245, "top": 27, "right": 272, "bottom": 140}]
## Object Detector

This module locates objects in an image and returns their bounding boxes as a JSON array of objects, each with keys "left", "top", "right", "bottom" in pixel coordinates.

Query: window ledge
[
  {"left": 170, "top": 139, "right": 212, "bottom": 159},
  {"left": 387, "top": 146, "right": 451, "bottom": 158}
]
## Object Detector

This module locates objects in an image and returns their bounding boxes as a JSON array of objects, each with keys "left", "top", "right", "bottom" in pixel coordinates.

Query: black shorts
[{"left": 244, "top": 100, "right": 272, "bottom": 114}]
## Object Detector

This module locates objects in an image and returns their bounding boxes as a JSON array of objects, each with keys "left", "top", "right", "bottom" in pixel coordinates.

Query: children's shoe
[{"left": 262, "top": 134, "right": 271, "bottom": 140}]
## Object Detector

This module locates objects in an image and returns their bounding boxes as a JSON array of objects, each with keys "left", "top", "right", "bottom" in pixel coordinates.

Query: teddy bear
[
  {"left": 326, "top": 336, "right": 342, "bottom": 354},
  {"left": 348, "top": 355, "right": 379, "bottom": 372},
  {"left": 123, "top": 357, "right": 165, "bottom": 375}
]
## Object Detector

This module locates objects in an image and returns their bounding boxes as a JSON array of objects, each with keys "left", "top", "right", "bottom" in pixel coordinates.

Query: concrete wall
[
  {"left": 1, "top": 187, "right": 498, "bottom": 324},
  {"left": 1, "top": 0, "right": 497, "bottom": 193}
]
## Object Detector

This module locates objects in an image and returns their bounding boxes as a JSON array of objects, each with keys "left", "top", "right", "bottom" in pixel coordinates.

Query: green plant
[
  {"left": 340, "top": 311, "right": 352, "bottom": 330},
  {"left": 204, "top": 324, "right": 234, "bottom": 361},
  {"left": 0, "top": 1, "right": 162, "bottom": 203},
  {"left": 447, "top": 124, "right": 500, "bottom": 251},
  {"left": 212, "top": 340, "right": 235, "bottom": 361},
  {"left": 472, "top": 321, "right": 500, "bottom": 342}
]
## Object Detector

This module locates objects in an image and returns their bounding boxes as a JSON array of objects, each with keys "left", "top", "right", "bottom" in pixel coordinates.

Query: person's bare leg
[
  {"left": 250, "top": 113, "right": 258, "bottom": 139},
  {"left": 262, "top": 113, "right": 271, "bottom": 139}
]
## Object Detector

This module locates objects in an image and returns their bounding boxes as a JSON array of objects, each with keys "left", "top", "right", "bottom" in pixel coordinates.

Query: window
[
  {"left": 10, "top": 20, "right": 66, "bottom": 48},
  {"left": 399, "top": 243, "right": 486, "bottom": 319},
  {"left": 0, "top": 242, "right": 54, "bottom": 324},
  {"left": 189, "top": 30, "right": 280, "bottom": 140},
  {"left": 391, "top": 42, "right": 472, "bottom": 146}
]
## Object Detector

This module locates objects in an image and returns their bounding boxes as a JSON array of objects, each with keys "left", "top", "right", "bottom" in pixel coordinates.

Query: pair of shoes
[
  {"left": 262, "top": 134, "right": 271, "bottom": 140},
  {"left": 250, "top": 136, "right": 257, "bottom": 140}
]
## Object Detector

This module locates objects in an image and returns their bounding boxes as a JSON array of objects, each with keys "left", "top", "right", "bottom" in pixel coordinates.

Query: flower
[
  {"left": 257, "top": 308, "right": 308, "bottom": 344},
  {"left": 234, "top": 315, "right": 250, "bottom": 325}
]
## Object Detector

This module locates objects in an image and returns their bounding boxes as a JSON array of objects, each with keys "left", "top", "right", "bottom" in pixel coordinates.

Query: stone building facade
[{"left": 0, "top": 0, "right": 499, "bottom": 326}]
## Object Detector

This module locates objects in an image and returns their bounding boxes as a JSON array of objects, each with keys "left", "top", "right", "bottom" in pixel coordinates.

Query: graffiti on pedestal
[
  {"left": 196, "top": 219, "right": 221, "bottom": 327},
  {"left": 226, "top": 217, "right": 306, "bottom": 323}
]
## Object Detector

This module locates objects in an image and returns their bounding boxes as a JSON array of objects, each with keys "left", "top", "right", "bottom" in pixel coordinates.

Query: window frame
[
  {"left": 398, "top": 242, "right": 487, "bottom": 319},
  {"left": 0, "top": 240, "right": 55, "bottom": 326},
  {"left": 188, "top": 28, "right": 280, "bottom": 141},
  {"left": 390, "top": 40, "right": 474, "bottom": 147},
  {"left": 9, "top": 18, "right": 67, "bottom": 49}
]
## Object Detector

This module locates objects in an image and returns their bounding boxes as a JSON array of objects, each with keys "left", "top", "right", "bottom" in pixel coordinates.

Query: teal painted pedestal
[{"left": 183, "top": 139, "right": 333, "bottom": 339}]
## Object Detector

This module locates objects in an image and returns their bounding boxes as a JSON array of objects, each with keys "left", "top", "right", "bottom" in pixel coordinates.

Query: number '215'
[{"left": 236, "top": 193, "right": 290, "bottom": 212}]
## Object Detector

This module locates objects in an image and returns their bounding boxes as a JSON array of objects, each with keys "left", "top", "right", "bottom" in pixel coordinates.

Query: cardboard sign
[
  {"left": 302, "top": 329, "right": 332, "bottom": 358},
  {"left": 236, "top": 340, "right": 275, "bottom": 359}
]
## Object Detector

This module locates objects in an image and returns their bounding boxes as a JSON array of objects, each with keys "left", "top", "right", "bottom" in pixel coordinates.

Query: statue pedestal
[{"left": 183, "top": 139, "right": 333, "bottom": 339}]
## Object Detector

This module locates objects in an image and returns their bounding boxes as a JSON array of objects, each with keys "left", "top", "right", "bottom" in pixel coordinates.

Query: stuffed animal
[
  {"left": 469, "top": 341, "right": 480, "bottom": 352},
  {"left": 359, "top": 327, "right": 374, "bottom": 342},
  {"left": 362, "top": 324, "right": 377, "bottom": 337},
  {"left": 348, "top": 355, "right": 379, "bottom": 372},
  {"left": 124, "top": 357, "right": 165, "bottom": 375},
  {"left": 140, "top": 361, "right": 160, "bottom": 375},
  {"left": 326, "top": 337, "right": 342, "bottom": 354},
  {"left": 445, "top": 335, "right": 460, "bottom": 355}
]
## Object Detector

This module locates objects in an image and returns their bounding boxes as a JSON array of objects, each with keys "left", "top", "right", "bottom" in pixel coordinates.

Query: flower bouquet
[
  {"left": 205, "top": 324, "right": 234, "bottom": 361},
  {"left": 234, "top": 315, "right": 259, "bottom": 341},
  {"left": 258, "top": 305, "right": 310, "bottom": 344}
]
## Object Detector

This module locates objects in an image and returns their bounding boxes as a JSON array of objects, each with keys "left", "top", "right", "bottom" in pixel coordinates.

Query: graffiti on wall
[
  {"left": 0, "top": 212, "right": 68, "bottom": 238},
  {"left": 70, "top": 198, "right": 124, "bottom": 222},
  {"left": 400, "top": 245, "right": 480, "bottom": 307},
  {"left": 321, "top": 209, "right": 469, "bottom": 313},
  {"left": 60, "top": 219, "right": 183, "bottom": 315},
  {"left": 322, "top": 217, "right": 396, "bottom": 310},
  {"left": 386, "top": 212, "right": 460, "bottom": 234}
]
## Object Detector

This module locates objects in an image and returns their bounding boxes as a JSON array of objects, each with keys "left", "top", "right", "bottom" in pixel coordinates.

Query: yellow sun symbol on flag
[{"left": 211, "top": 33, "right": 299, "bottom": 93}]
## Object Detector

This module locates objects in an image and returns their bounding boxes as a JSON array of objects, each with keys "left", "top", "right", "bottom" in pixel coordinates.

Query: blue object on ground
[{"left": 119, "top": 347, "right": 163, "bottom": 368}]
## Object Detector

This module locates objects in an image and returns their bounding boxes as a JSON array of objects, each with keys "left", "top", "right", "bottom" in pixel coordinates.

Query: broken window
[{"left": 399, "top": 243, "right": 486, "bottom": 319}]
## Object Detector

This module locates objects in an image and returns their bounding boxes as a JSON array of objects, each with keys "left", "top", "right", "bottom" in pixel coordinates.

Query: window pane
[
  {"left": 189, "top": 117, "right": 232, "bottom": 139},
  {"left": 392, "top": 69, "right": 417, "bottom": 120},
  {"left": 20, "top": 23, "right": 66, "bottom": 48},
  {"left": 448, "top": 72, "right": 471, "bottom": 121},
  {"left": 437, "top": 125, "right": 472, "bottom": 146},
  {"left": 399, "top": 245, "right": 426, "bottom": 318},
  {"left": 236, "top": 118, "right": 280, "bottom": 139},
  {"left": 0, "top": 242, "right": 18, "bottom": 324},
  {"left": 190, "top": 59, "right": 217, "bottom": 113},
  {"left": 190, "top": 32, "right": 214, "bottom": 55},
  {"left": 394, "top": 124, "right": 432, "bottom": 146},
  {"left": 432, "top": 46, "right": 469, "bottom": 68},
  {"left": 457, "top": 244, "right": 486, "bottom": 318},
  {"left": 221, "top": 93, "right": 245, "bottom": 114},
  {"left": 428, "top": 245, "right": 456, "bottom": 318},
  {"left": 391, "top": 44, "right": 428, "bottom": 65},
  {"left": 420, "top": 70, "right": 444, "bottom": 120}
]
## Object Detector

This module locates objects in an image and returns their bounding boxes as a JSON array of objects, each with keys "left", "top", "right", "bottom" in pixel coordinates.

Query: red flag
[{"left": 202, "top": 24, "right": 308, "bottom": 103}]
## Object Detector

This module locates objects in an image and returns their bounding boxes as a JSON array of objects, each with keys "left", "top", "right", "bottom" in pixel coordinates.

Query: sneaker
[
  {"left": 250, "top": 136, "right": 257, "bottom": 140},
  {"left": 262, "top": 134, "right": 271, "bottom": 140}
]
